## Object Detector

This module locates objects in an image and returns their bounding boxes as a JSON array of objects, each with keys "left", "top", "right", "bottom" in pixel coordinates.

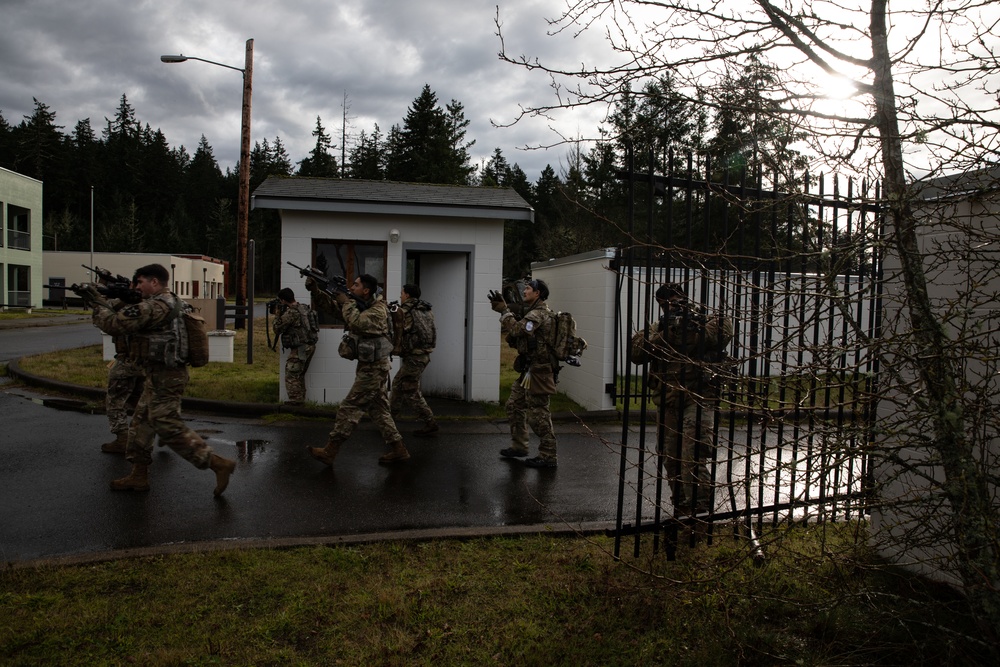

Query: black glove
[{"left": 488, "top": 290, "right": 507, "bottom": 313}]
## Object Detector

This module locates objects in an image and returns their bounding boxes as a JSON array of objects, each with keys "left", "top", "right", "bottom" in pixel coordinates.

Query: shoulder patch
[
  {"left": 121, "top": 304, "right": 143, "bottom": 318},
  {"left": 525, "top": 321, "right": 535, "bottom": 332}
]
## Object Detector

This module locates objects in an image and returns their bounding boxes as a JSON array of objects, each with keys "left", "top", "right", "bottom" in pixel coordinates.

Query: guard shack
[{"left": 252, "top": 176, "right": 534, "bottom": 405}]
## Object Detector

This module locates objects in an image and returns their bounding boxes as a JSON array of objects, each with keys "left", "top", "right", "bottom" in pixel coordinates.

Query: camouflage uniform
[
  {"left": 273, "top": 302, "right": 316, "bottom": 403},
  {"left": 630, "top": 300, "right": 732, "bottom": 514},
  {"left": 500, "top": 300, "right": 558, "bottom": 463},
  {"left": 93, "top": 291, "right": 218, "bottom": 469},
  {"left": 389, "top": 299, "right": 436, "bottom": 425},
  {"left": 311, "top": 288, "right": 402, "bottom": 447},
  {"left": 106, "top": 341, "right": 145, "bottom": 436}
]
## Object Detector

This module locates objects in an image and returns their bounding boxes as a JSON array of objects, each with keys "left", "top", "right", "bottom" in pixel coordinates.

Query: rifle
[
  {"left": 81, "top": 265, "right": 142, "bottom": 303},
  {"left": 287, "top": 261, "right": 369, "bottom": 312},
  {"left": 44, "top": 281, "right": 140, "bottom": 306}
]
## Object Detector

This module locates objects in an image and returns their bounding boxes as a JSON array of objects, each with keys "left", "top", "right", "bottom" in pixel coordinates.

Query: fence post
[{"left": 216, "top": 296, "right": 227, "bottom": 330}]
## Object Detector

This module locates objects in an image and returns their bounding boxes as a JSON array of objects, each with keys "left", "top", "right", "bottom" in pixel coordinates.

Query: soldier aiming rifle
[{"left": 287, "top": 261, "right": 369, "bottom": 312}]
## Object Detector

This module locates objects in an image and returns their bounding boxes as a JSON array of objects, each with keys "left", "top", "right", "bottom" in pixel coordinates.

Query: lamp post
[{"left": 161, "top": 38, "right": 253, "bottom": 329}]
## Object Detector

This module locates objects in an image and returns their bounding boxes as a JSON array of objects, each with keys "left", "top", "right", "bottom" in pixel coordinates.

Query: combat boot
[
  {"left": 110, "top": 464, "right": 150, "bottom": 492},
  {"left": 209, "top": 454, "right": 236, "bottom": 497},
  {"left": 101, "top": 431, "right": 129, "bottom": 454},
  {"left": 378, "top": 439, "right": 411, "bottom": 464},
  {"left": 413, "top": 419, "right": 439, "bottom": 437},
  {"left": 308, "top": 439, "right": 342, "bottom": 466}
]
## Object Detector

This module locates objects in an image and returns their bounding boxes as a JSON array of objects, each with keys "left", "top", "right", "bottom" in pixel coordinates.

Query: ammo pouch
[
  {"left": 340, "top": 333, "right": 392, "bottom": 362},
  {"left": 338, "top": 333, "right": 359, "bottom": 360},
  {"left": 356, "top": 335, "right": 392, "bottom": 362}
]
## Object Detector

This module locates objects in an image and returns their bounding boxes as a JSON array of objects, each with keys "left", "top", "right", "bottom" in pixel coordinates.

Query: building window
[
  {"left": 7, "top": 205, "right": 30, "bottom": 250},
  {"left": 311, "top": 240, "right": 387, "bottom": 326},
  {"left": 7, "top": 264, "right": 30, "bottom": 307}
]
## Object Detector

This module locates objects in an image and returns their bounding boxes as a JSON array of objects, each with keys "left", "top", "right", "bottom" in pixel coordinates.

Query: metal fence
[{"left": 610, "top": 148, "right": 884, "bottom": 559}]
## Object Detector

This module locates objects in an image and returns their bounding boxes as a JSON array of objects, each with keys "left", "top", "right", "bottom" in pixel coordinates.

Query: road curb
[{"left": 3, "top": 521, "right": 621, "bottom": 570}]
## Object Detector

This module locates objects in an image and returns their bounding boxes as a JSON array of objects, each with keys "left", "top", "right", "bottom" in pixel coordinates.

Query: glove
[
  {"left": 488, "top": 290, "right": 507, "bottom": 313},
  {"left": 334, "top": 291, "right": 349, "bottom": 305},
  {"left": 80, "top": 284, "right": 102, "bottom": 307},
  {"left": 304, "top": 277, "right": 316, "bottom": 291}
]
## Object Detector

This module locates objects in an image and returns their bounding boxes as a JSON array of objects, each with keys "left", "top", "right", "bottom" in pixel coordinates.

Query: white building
[
  {"left": 1, "top": 167, "right": 43, "bottom": 310},
  {"left": 42, "top": 251, "right": 227, "bottom": 304},
  {"left": 252, "top": 177, "right": 534, "bottom": 404}
]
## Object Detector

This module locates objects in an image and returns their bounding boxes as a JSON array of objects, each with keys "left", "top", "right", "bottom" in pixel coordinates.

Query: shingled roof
[{"left": 252, "top": 176, "right": 534, "bottom": 221}]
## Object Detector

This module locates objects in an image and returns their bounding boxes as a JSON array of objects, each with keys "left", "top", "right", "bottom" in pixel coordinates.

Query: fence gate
[{"left": 610, "top": 147, "right": 884, "bottom": 559}]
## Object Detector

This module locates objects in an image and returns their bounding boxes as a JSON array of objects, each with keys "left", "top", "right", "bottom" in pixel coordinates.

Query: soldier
[
  {"left": 389, "top": 283, "right": 438, "bottom": 436},
  {"left": 305, "top": 273, "right": 409, "bottom": 466},
  {"left": 271, "top": 287, "right": 318, "bottom": 406},
  {"left": 629, "top": 283, "right": 733, "bottom": 515},
  {"left": 88, "top": 263, "right": 236, "bottom": 497},
  {"left": 99, "top": 273, "right": 145, "bottom": 454},
  {"left": 489, "top": 278, "right": 559, "bottom": 468}
]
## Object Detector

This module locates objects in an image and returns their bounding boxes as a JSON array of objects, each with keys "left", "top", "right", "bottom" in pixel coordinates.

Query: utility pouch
[
  {"left": 338, "top": 333, "right": 359, "bottom": 360},
  {"left": 528, "top": 362, "right": 557, "bottom": 396}
]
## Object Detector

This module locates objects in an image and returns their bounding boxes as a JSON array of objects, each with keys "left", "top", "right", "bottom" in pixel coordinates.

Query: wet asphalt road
[{"left": 0, "top": 386, "right": 633, "bottom": 564}]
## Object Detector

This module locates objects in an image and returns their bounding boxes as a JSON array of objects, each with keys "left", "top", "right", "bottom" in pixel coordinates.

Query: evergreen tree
[
  {"left": 481, "top": 148, "right": 510, "bottom": 187},
  {"left": 349, "top": 124, "right": 386, "bottom": 180},
  {"left": 297, "top": 116, "right": 339, "bottom": 177},
  {"left": 385, "top": 85, "right": 474, "bottom": 184},
  {"left": 14, "top": 99, "right": 64, "bottom": 182},
  {"left": 0, "top": 111, "right": 15, "bottom": 170}
]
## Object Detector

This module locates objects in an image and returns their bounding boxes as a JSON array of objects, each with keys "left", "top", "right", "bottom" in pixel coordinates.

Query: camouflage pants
[
  {"left": 127, "top": 365, "right": 214, "bottom": 468},
  {"left": 389, "top": 353, "right": 434, "bottom": 422},
  {"left": 505, "top": 380, "right": 557, "bottom": 461},
  {"left": 329, "top": 358, "right": 402, "bottom": 444},
  {"left": 284, "top": 344, "right": 315, "bottom": 402},
  {"left": 106, "top": 355, "right": 145, "bottom": 435},
  {"left": 658, "top": 387, "right": 716, "bottom": 513}
]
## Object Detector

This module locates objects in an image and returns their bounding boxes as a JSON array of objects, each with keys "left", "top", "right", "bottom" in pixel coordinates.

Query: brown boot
[
  {"left": 413, "top": 420, "right": 439, "bottom": 437},
  {"left": 101, "top": 431, "right": 129, "bottom": 454},
  {"left": 378, "top": 439, "right": 411, "bottom": 464},
  {"left": 110, "top": 464, "right": 150, "bottom": 492},
  {"left": 209, "top": 454, "right": 236, "bottom": 497},
  {"left": 308, "top": 439, "right": 342, "bottom": 466}
]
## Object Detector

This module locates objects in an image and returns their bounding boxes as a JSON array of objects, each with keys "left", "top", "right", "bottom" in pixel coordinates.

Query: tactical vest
[{"left": 129, "top": 293, "right": 184, "bottom": 368}]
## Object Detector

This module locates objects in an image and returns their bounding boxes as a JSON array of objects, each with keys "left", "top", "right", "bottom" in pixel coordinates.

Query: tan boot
[
  {"left": 308, "top": 439, "right": 342, "bottom": 466},
  {"left": 209, "top": 454, "right": 236, "bottom": 497},
  {"left": 101, "top": 431, "right": 129, "bottom": 454},
  {"left": 110, "top": 464, "right": 150, "bottom": 492},
  {"left": 378, "top": 439, "right": 411, "bottom": 464},
  {"left": 413, "top": 420, "right": 439, "bottom": 437}
]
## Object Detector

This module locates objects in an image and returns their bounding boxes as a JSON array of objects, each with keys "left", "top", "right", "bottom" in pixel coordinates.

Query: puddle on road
[
  {"left": 236, "top": 439, "right": 271, "bottom": 463},
  {"left": 199, "top": 436, "right": 273, "bottom": 463}
]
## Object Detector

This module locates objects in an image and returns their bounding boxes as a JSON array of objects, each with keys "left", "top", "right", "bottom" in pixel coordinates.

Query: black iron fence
[{"left": 610, "top": 148, "right": 884, "bottom": 559}]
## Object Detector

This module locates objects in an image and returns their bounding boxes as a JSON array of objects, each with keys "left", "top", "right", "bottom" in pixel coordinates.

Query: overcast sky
[{"left": 1, "top": 0, "right": 611, "bottom": 183}]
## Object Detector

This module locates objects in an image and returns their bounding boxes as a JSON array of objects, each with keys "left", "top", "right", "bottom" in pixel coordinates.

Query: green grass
[
  {"left": 0, "top": 526, "right": 988, "bottom": 666},
  {"left": 0, "top": 308, "right": 90, "bottom": 320},
  {"left": 13, "top": 319, "right": 586, "bottom": 414}
]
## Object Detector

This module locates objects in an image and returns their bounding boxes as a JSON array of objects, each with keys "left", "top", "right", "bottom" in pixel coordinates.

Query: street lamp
[{"left": 161, "top": 38, "right": 253, "bottom": 329}]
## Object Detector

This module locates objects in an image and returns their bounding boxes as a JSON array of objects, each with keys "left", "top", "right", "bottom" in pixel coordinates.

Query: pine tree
[
  {"left": 349, "top": 124, "right": 386, "bottom": 180},
  {"left": 386, "top": 85, "right": 474, "bottom": 185},
  {"left": 297, "top": 116, "right": 339, "bottom": 177}
]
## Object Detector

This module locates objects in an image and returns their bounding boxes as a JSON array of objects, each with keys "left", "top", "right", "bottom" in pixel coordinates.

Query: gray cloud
[{"left": 1, "top": 0, "right": 611, "bottom": 181}]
